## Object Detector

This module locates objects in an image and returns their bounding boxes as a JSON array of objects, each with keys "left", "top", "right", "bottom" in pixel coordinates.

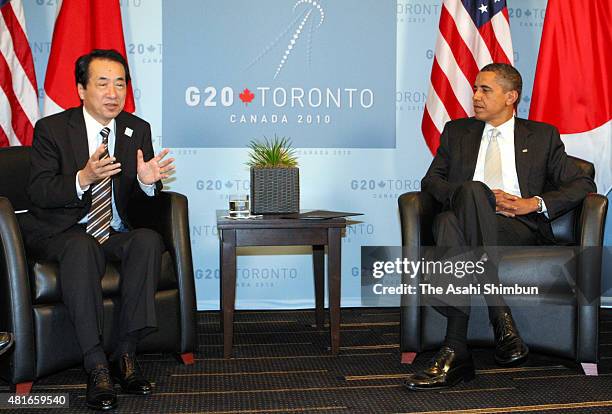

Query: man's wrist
[
  {"left": 533, "top": 196, "right": 543, "bottom": 213},
  {"left": 137, "top": 174, "right": 155, "bottom": 187},
  {"left": 77, "top": 170, "right": 90, "bottom": 188},
  {"left": 137, "top": 174, "right": 153, "bottom": 186},
  {"left": 75, "top": 171, "right": 90, "bottom": 198}
]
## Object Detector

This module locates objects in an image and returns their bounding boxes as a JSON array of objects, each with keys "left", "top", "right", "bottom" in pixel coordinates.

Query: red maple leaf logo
[{"left": 239, "top": 88, "right": 255, "bottom": 105}]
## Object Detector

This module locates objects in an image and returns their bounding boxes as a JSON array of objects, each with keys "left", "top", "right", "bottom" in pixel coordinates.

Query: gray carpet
[{"left": 1, "top": 308, "right": 612, "bottom": 413}]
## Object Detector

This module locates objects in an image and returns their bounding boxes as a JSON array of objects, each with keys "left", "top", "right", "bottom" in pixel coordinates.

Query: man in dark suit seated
[
  {"left": 21, "top": 49, "right": 175, "bottom": 410},
  {"left": 0, "top": 332, "right": 13, "bottom": 356},
  {"left": 404, "top": 63, "right": 595, "bottom": 391}
]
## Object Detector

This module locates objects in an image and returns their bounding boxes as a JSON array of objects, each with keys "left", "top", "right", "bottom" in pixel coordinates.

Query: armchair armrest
[
  {"left": 127, "top": 191, "right": 196, "bottom": 353},
  {"left": 575, "top": 193, "right": 608, "bottom": 362},
  {"left": 578, "top": 193, "right": 608, "bottom": 247},
  {"left": 0, "top": 197, "right": 35, "bottom": 384},
  {"left": 398, "top": 191, "right": 440, "bottom": 248},
  {"left": 397, "top": 191, "right": 440, "bottom": 352}
]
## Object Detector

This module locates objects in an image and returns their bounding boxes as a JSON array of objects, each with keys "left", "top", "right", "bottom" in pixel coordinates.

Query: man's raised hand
[
  {"left": 78, "top": 143, "right": 121, "bottom": 188},
  {"left": 136, "top": 148, "right": 175, "bottom": 185}
]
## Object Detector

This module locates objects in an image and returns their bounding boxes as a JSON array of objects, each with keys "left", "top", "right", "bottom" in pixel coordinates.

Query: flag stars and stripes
[
  {"left": 421, "top": 0, "right": 513, "bottom": 154},
  {"left": 0, "top": 0, "right": 39, "bottom": 147}
]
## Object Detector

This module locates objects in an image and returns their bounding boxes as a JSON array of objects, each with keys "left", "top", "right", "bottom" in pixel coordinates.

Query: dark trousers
[
  {"left": 431, "top": 181, "right": 543, "bottom": 345},
  {"left": 27, "top": 225, "right": 163, "bottom": 362}
]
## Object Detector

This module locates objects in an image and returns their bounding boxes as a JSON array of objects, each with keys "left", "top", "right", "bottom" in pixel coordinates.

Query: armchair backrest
[
  {"left": 549, "top": 156, "right": 595, "bottom": 245},
  {"left": 0, "top": 146, "right": 31, "bottom": 212},
  {"left": 569, "top": 156, "right": 595, "bottom": 179}
]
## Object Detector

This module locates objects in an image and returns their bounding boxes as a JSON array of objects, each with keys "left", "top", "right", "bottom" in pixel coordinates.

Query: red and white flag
[
  {"left": 529, "top": 0, "right": 611, "bottom": 195},
  {"left": 422, "top": 0, "right": 513, "bottom": 154},
  {"left": 44, "top": 0, "right": 135, "bottom": 116},
  {"left": 0, "top": 0, "right": 40, "bottom": 147}
]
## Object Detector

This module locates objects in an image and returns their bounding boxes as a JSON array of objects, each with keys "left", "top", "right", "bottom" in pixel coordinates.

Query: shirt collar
[
  {"left": 82, "top": 107, "right": 116, "bottom": 140},
  {"left": 483, "top": 116, "right": 515, "bottom": 140}
]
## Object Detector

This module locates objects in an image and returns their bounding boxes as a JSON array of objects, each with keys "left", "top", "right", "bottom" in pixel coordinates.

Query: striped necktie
[
  {"left": 484, "top": 128, "right": 503, "bottom": 190},
  {"left": 86, "top": 127, "right": 112, "bottom": 244}
]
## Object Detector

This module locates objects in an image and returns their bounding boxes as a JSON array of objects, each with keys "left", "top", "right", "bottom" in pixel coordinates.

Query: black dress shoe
[
  {"left": 110, "top": 353, "right": 152, "bottom": 395},
  {"left": 86, "top": 365, "right": 117, "bottom": 411},
  {"left": 0, "top": 332, "right": 14, "bottom": 356},
  {"left": 404, "top": 346, "right": 475, "bottom": 391},
  {"left": 493, "top": 311, "right": 529, "bottom": 366}
]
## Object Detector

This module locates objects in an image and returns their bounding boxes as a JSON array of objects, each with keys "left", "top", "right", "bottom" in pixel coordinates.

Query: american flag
[
  {"left": 0, "top": 0, "right": 39, "bottom": 147},
  {"left": 422, "top": 0, "right": 513, "bottom": 154}
]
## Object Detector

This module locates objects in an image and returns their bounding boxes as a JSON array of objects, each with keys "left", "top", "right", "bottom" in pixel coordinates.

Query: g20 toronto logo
[
  {"left": 163, "top": 0, "right": 396, "bottom": 148},
  {"left": 185, "top": 85, "right": 375, "bottom": 125}
]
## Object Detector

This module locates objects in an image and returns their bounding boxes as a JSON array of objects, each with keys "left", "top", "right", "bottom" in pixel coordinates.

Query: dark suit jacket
[
  {"left": 21, "top": 107, "right": 162, "bottom": 245},
  {"left": 421, "top": 117, "right": 596, "bottom": 242}
]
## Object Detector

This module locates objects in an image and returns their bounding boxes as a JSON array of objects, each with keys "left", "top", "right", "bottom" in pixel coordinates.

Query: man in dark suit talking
[
  {"left": 22, "top": 49, "right": 174, "bottom": 410},
  {"left": 404, "top": 63, "right": 595, "bottom": 390}
]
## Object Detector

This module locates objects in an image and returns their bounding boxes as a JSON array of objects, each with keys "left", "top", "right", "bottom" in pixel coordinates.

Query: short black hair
[
  {"left": 75, "top": 49, "right": 131, "bottom": 88},
  {"left": 480, "top": 63, "right": 522, "bottom": 107}
]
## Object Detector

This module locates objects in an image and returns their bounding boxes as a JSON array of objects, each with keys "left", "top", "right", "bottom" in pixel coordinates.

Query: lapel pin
[
  {"left": 124, "top": 127, "right": 133, "bottom": 137},
  {"left": 522, "top": 148, "right": 528, "bottom": 153}
]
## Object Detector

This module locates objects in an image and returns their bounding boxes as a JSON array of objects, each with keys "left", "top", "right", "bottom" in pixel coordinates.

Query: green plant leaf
[{"left": 247, "top": 135, "right": 298, "bottom": 168}]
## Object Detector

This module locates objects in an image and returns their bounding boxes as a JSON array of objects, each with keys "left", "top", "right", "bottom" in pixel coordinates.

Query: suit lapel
[
  {"left": 114, "top": 112, "right": 130, "bottom": 165},
  {"left": 113, "top": 112, "right": 131, "bottom": 198},
  {"left": 68, "top": 108, "right": 89, "bottom": 170},
  {"left": 514, "top": 118, "right": 531, "bottom": 197},
  {"left": 463, "top": 120, "right": 485, "bottom": 180}
]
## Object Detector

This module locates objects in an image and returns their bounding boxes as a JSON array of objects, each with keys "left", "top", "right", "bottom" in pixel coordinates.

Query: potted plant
[{"left": 247, "top": 135, "right": 299, "bottom": 214}]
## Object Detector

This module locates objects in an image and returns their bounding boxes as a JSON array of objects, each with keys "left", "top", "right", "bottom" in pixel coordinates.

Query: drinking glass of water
[{"left": 229, "top": 194, "right": 250, "bottom": 218}]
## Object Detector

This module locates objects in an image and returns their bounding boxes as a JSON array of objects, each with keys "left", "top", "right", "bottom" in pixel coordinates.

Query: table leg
[
  {"left": 312, "top": 245, "right": 325, "bottom": 328},
  {"left": 327, "top": 227, "right": 342, "bottom": 355},
  {"left": 219, "top": 239, "right": 224, "bottom": 333},
  {"left": 220, "top": 229, "right": 237, "bottom": 358}
]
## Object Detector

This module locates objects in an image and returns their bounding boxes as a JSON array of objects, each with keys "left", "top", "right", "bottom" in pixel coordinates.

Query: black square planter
[{"left": 250, "top": 167, "right": 299, "bottom": 214}]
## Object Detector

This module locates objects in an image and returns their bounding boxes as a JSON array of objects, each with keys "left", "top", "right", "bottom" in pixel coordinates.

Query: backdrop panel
[
  {"left": 23, "top": 0, "right": 611, "bottom": 310},
  {"left": 163, "top": 0, "right": 397, "bottom": 149}
]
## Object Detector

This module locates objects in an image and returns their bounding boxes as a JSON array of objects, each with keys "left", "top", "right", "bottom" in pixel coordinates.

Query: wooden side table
[{"left": 216, "top": 211, "right": 347, "bottom": 358}]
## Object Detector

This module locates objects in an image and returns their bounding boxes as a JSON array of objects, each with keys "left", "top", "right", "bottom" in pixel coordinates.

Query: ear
[
  {"left": 506, "top": 90, "right": 519, "bottom": 107},
  {"left": 77, "top": 83, "right": 86, "bottom": 100}
]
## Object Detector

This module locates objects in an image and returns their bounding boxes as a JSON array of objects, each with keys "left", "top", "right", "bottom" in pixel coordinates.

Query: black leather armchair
[
  {"left": 398, "top": 156, "right": 608, "bottom": 374},
  {"left": 0, "top": 146, "right": 197, "bottom": 393}
]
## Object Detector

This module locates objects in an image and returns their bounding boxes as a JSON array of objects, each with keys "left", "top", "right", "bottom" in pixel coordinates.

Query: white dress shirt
[
  {"left": 76, "top": 107, "right": 155, "bottom": 231},
  {"left": 472, "top": 116, "right": 547, "bottom": 214}
]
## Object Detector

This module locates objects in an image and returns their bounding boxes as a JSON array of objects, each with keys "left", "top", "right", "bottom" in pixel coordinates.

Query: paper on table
[{"left": 295, "top": 210, "right": 363, "bottom": 219}]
